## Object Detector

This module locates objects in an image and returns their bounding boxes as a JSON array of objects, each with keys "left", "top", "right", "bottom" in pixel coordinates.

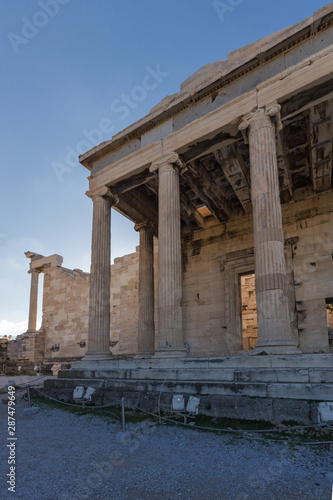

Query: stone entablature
[{"left": 79, "top": 4, "right": 333, "bottom": 179}]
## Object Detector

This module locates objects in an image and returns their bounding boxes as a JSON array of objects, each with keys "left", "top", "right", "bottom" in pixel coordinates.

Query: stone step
[
  {"left": 71, "top": 353, "right": 333, "bottom": 371},
  {"left": 59, "top": 366, "right": 333, "bottom": 384},
  {"left": 45, "top": 377, "right": 333, "bottom": 401}
]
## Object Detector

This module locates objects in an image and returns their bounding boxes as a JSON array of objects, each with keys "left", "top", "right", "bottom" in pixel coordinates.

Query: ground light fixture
[
  {"left": 172, "top": 394, "right": 185, "bottom": 411},
  {"left": 186, "top": 396, "right": 200, "bottom": 415},
  {"left": 172, "top": 395, "right": 200, "bottom": 414}
]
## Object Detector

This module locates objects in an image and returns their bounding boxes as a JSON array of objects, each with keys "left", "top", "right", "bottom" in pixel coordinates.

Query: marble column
[
  {"left": 27, "top": 269, "right": 39, "bottom": 332},
  {"left": 239, "top": 104, "right": 298, "bottom": 353},
  {"left": 150, "top": 153, "right": 186, "bottom": 356},
  {"left": 84, "top": 187, "right": 118, "bottom": 360},
  {"left": 135, "top": 221, "right": 155, "bottom": 357}
]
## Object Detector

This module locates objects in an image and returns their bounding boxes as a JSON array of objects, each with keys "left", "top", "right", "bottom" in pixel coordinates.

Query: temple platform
[{"left": 42, "top": 354, "right": 333, "bottom": 425}]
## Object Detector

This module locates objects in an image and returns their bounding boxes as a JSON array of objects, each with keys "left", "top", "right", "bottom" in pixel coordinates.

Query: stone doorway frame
[
  {"left": 220, "top": 239, "right": 298, "bottom": 354},
  {"left": 221, "top": 248, "right": 256, "bottom": 353}
]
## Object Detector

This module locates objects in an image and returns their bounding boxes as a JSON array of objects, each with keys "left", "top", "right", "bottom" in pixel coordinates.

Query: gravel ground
[{"left": 0, "top": 391, "right": 332, "bottom": 500}]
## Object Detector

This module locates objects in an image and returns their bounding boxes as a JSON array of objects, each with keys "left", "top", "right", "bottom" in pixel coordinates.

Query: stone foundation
[{"left": 42, "top": 354, "right": 333, "bottom": 425}]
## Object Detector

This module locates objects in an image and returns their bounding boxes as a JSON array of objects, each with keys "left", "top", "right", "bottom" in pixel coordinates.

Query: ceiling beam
[
  {"left": 186, "top": 160, "right": 232, "bottom": 220},
  {"left": 111, "top": 168, "right": 156, "bottom": 194},
  {"left": 180, "top": 192, "right": 207, "bottom": 229},
  {"left": 183, "top": 172, "right": 226, "bottom": 224},
  {"left": 310, "top": 101, "right": 333, "bottom": 193},
  {"left": 118, "top": 189, "right": 158, "bottom": 234},
  {"left": 276, "top": 132, "right": 293, "bottom": 197},
  {"left": 214, "top": 148, "right": 251, "bottom": 214}
]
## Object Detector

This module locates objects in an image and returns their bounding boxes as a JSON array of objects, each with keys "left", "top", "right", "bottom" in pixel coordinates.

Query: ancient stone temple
[{"left": 45, "top": 4, "right": 333, "bottom": 423}]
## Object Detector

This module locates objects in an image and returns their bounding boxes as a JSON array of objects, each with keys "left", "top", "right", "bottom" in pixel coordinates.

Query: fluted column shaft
[
  {"left": 240, "top": 105, "right": 298, "bottom": 352},
  {"left": 28, "top": 269, "right": 39, "bottom": 331},
  {"left": 151, "top": 154, "right": 185, "bottom": 356},
  {"left": 85, "top": 188, "right": 117, "bottom": 360},
  {"left": 135, "top": 223, "right": 155, "bottom": 356}
]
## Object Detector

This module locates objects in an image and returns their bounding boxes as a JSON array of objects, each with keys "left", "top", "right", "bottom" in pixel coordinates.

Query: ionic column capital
[
  {"left": 150, "top": 152, "right": 187, "bottom": 175},
  {"left": 28, "top": 268, "right": 41, "bottom": 275},
  {"left": 134, "top": 220, "right": 154, "bottom": 233},
  {"left": 238, "top": 103, "right": 282, "bottom": 143},
  {"left": 86, "top": 187, "right": 119, "bottom": 206}
]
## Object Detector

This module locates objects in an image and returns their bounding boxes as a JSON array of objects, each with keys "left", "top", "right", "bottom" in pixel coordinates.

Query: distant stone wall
[
  {"left": 5, "top": 249, "right": 141, "bottom": 366},
  {"left": 110, "top": 250, "right": 139, "bottom": 356},
  {"left": 42, "top": 265, "right": 90, "bottom": 363},
  {"left": 6, "top": 330, "right": 45, "bottom": 365},
  {"left": 0, "top": 338, "right": 8, "bottom": 367},
  {"left": 41, "top": 248, "right": 141, "bottom": 362}
]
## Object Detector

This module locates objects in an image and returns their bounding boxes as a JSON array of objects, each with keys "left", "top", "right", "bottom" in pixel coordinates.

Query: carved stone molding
[
  {"left": 134, "top": 220, "right": 154, "bottom": 233},
  {"left": 238, "top": 112, "right": 254, "bottom": 144},
  {"left": 150, "top": 152, "right": 187, "bottom": 175},
  {"left": 238, "top": 102, "right": 282, "bottom": 143},
  {"left": 86, "top": 187, "right": 119, "bottom": 206}
]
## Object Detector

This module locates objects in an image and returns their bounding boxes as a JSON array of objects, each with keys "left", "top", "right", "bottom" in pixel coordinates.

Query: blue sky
[{"left": 0, "top": 0, "right": 330, "bottom": 336}]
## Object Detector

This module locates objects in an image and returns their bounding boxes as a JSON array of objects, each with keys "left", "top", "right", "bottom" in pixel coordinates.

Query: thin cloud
[{"left": 0, "top": 319, "right": 28, "bottom": 338}]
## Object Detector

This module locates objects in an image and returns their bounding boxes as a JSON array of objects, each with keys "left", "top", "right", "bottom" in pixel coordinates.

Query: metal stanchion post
[{"left": 121, "top": 397, "right": 126, "bottom": 433}]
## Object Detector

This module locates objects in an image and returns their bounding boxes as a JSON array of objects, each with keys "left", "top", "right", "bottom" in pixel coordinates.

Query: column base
[
  {"left": 153, "top": 347, "right": 187, "bottom": 358},
  {"left": 134, "top": 351, "right": 154, "bottom": 359},
  {"left": 250, "top": 341, "right": 300, "bottom": 355},
  {"left": 82, "top": 350, "right": 113, "bottom": 361}
]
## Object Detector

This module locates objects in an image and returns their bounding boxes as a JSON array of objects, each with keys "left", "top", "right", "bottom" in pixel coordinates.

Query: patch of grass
[
  {"left": 159, "top": 411, "right": 333, "bottom": 446},
  {"left": 281, "top": 420, "right": 302, "bottom": 427},
  {"left": 191, "top": 414, "right": 273, "bottom": 431},
  {"left": 123, "top": 409, "right": 153, "bottom": 424},
  {"left": 29, "top": 394, "right": 154, "bottom": 424},
  {"left": 27, "top": 394, "right": 333, "bottom": 446},
  {"left": 4, "top": 372, "right": 41, "bottom": 377},
  {"left": 29, "top": 394, "right": 119, "bottom": 419}
]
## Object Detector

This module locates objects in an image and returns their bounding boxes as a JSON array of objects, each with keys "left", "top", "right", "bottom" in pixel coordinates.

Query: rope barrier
[
  {"left": 16, "top": 375, "right": 49, "bottom": 388},
  {"left": 30, "top": 387, "right": 121, "bottom": 420},
  {"left": 0, "top": 375, "right": 49, "bottom": 393},
  {"left": 25, "top": 386, "right": 333, "bottom": 445},
  {"left": 132, "top": 405, "right": 330, "bottom": 434},
  {"left": 131, "top": 405, "right": 333, "bottom": 445}
]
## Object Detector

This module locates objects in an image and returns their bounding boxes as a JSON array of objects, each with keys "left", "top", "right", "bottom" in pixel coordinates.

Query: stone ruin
[{"left": 7, "top": 4, "right": 333, "bottom": 422}]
